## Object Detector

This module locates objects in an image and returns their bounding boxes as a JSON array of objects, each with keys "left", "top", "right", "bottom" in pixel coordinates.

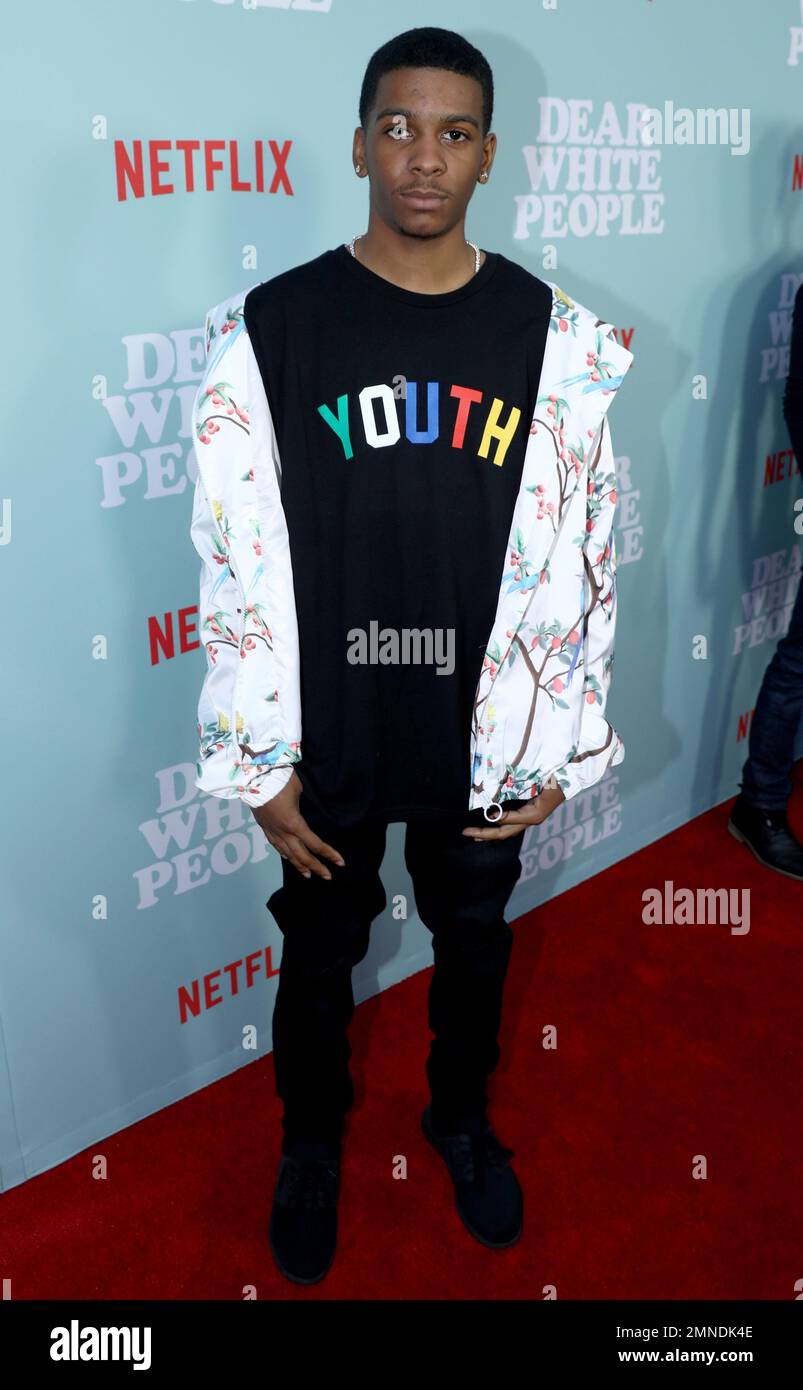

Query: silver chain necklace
[{"left": 346, "top": 234, "right": 481, "bottom": 277}]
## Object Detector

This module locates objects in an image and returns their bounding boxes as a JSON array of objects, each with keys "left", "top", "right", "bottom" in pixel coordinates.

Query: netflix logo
[
  {"left": 764, "top": 444, "right": 801, "bottom": 488},
  {"left": 178, "top": 945, "right": 280, "bottom": 1026},
  {"left": 611, "top": 326, "right": 635, "bottom": 353},
  {"left": 113, "top": 138, "right": 293, "bottom": 201},
  {"left": 736, "top": 708, "right": 757, "bottom": 742},
  {"left": 148, "top": 606, "right": 199, "bottom": 666}
]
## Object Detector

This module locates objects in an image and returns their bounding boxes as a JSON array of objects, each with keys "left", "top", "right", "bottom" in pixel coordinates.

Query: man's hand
[
  {"left": 462, "top": 780, "right": 566, "bottom": 840},
  {"left": 250, "top": 772, "right": 345, "bottom": 880}
]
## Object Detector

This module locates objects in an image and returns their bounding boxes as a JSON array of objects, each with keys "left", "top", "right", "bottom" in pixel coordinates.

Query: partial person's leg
[
  {"left": 267, "top": 793, "right": 388, "bottom": 1149},
  {"left": 404, "top": 812, "right": 525, "bottom": 1135},
  {"left": 739, "top": 572, "right": 803, "bottom": 810}
]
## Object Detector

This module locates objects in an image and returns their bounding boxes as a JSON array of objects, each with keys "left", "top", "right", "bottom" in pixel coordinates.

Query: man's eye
[{"left": 383, "top": 126, "right": 468, "bottom": 142}]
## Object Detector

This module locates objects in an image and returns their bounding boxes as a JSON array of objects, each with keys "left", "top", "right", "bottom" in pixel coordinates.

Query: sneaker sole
[
  {"left": 268, "top": 1216, "right": 337, "bottom": 1285},
  {"left": 727, "top": 819, "right": 803, "bottom": 881},
  {"left": 421, "top": 1108, "right": 523, "bottom": 1249}
]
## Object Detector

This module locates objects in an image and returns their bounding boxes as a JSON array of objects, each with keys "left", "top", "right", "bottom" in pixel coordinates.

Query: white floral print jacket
[{"left": 190, "top": 271, "right": 634, "bottom": 822}]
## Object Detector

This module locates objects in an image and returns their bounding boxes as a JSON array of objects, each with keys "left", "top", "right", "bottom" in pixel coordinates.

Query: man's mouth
[{"left": 399, "top": 188, "right": 448, "bottom": 207}]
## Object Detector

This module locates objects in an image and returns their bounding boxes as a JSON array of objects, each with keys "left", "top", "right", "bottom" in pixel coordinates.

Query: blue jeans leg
[{"left": 739, "top": 570, "right": 803, "bottom": 810}]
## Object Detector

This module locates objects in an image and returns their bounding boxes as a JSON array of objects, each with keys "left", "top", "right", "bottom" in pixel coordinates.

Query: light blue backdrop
[{"left": 2, "top": 0, "right": 802, "bottom": 1190}]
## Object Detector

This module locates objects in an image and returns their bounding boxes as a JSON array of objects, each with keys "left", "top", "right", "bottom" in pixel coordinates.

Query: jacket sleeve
[
  {"left": 551, "top": 409, "right": 625, "bottom": 801},
  {"left": 190, "top": 305, "right": 301, "bottom": 807}
]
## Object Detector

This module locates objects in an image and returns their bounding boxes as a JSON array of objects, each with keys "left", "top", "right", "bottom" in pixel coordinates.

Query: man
[
  {"left": 190, "top": 27, "right": 633, "bottom": 1284},
  {"left": 728, "top": 281, "right": 803, "bottom": 880}
]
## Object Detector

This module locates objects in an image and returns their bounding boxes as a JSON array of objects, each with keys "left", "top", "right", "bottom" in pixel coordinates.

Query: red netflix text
[
  {"left": 178, "top": 946, "right": 281, "bottom": 1024},
  {"left": 149, "top": 606, "right": 199, "bottom": 666},
  {"left": 114, "top": 139, "right": 293, "bottom": 201}
]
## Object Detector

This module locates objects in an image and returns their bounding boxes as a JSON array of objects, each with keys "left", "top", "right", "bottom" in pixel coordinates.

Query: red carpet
[{"left": 2, "top": 785, "right": 801, "bottom": 1299}]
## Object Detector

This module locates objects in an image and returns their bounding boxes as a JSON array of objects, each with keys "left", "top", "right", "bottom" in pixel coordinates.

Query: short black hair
[{"left": 358, "top": 27, "right": 494, "bottom": 138}]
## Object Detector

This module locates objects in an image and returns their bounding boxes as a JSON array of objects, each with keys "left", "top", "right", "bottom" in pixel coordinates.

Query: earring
[
  {"left": 355, "top": 164, "right": 361, "bottom": 174},
  {"left": 479, "top": 171, "right": 488, "bottom": 182}
]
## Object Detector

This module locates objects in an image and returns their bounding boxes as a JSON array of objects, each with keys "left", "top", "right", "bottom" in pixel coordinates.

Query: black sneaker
[
  {"left": 727, "top": 796, "right": 803, "bottom": 881},
  {"left": 269, "top": 1140, "right": 341, "bottom": 1284},
  {"left": 421, "top": 1104, "right": 523, "bottom": 1248}
]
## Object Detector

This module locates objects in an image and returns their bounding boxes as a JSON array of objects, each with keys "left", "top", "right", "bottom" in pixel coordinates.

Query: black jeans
[
  {"left": 739, "top": 568, "right": 803, "bottom": 810},
  {"left": 266, "top": 791, "right": 526, "bottom": 1146}
]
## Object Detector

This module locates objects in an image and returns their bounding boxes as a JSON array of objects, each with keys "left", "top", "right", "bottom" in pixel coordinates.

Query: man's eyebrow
[{"left": 373, "top": 107, "right": 480, "bottom": 130}]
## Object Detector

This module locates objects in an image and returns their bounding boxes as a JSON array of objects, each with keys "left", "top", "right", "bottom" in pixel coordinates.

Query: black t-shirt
[{"left": 243, "top": 245, "right": 551, "bottom": 826}]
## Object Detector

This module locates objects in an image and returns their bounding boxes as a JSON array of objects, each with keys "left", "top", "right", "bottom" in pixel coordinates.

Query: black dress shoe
[
  {"left": 269, "top": 1142, "right": 341, "bottom": 1284},
  {"left": 421, "top": 1104, "right": 523, "bottom": 1248},
  {"left": 727, "top": 796, "right": 803, "bottom": 881}
]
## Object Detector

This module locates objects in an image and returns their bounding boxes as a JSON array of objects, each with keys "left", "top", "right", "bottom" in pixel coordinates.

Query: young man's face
[{"left": 354, "top": 66, "right": 495, "bottom": 240}]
